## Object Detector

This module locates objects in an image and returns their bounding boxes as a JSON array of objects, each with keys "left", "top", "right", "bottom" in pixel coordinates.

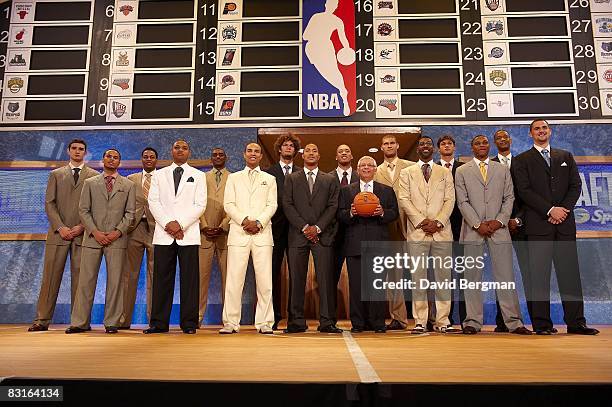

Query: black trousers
[
  {"left": 287, "top": 244, "right": 336, "bottom": 329},
  {"left": 346, "top": 256, "right": 385, "bottom": 330},
  {"left": 150, "top": 242, "right": 199, "bottom": 330},
  {"left": 271, "top": 228, "right": 290, "bottom": 324},
  {"left": 449, "top": 244, "right": 466, "bottom": 326},
  {"left": 495, "top": 237, "right": 532, "bottom": 329}
]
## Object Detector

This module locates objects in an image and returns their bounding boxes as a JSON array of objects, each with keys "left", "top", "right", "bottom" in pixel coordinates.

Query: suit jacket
[
  {"left": 455, "top": 160, "right": 514, "bottom": 244},
  {"left": 200, "top": 167, "right": 231, "bottom": 249},
  {"left": 329, "top": 168, "right": 359, "bottom": 185},
  {"left": 491, "top": 156, "right": 525, "bottom": 239},
  {"left": 437, "top": 159, "right": 464, "bottom": 241},
  {"left": 224, "top": 167, "right": 277, "bottom": 247},
  {"left": 79, "top": 174, "right": 136, "bottom": 249},
  {"left": 512, "top": 147, "right": 581, "bottom": 236},
  {"left": 374, "top": 158, "right": 416, "bottom": 240},
  {"left": 338, "top": 181, "right": 398, "bottom": 257},
  {"left": 283, "top": 169, "right": 339, "bottom": 247},
  {"left": 126, "top": 171, "right": 156, "bottom": 234},
  {"left": 45, "top": 164, "right": 98, "bottom": 246},
  {"left": 329, "top": 168, "right": 359, "bottom": 249},
  {"left": 398, "top": 163, "right": 455, "bottom": 242},
  {"left": 148, "top": 163, "right": 207, "bottom": 246},
  {"left": 264, "top": 162, "right": 301, "bottom": 241}
]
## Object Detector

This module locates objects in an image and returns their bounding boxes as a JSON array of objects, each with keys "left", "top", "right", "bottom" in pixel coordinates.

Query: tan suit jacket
[
  {"left": 126, "top": 172, "right": 156, "bottom": 233},
  {"left": 374, "top": 158, "right": 415, "bottom": 240},
  {"left": 200, "top": 168, "right": 231, "bottom": 249},
  {"left": 399, "top": 163, "right": 455, "bottom": 242},
  {"left": 45, "top": 165, "right": 98, "bottom": 245}
]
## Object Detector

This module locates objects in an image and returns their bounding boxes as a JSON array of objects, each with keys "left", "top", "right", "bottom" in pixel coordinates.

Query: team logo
[
  {"left": 488, "top": 47, "right": 504, "bottom": 58},
  {"left": 378, "top": 1, "right": 393, "bottom": 9},
  {"left": 380, "top": 74, "right": 395, "bottom": 83},
  {"left": 597, "top": 18, "right": 612, "bottom": 34},
  {"left": 221, "top": 74, "right": 235, "bottom": 89},
  {"left": 377, "top": 23, "right": 393, "bottom": 36},
  {"left": 489, "top": 70, "right": 507, "bottom": 86},
  {"left": 222, "top": 48, "right": 236, "bottom": 66},
  {"left": 223, "top": 2, "right": 238, "bottom": 14},
  {"left": 594, "top": 0, "right": 611, "bottom": 3},
  {"left": 14, "top": 28, "right": 26, "bottom": 45},
  {"left": 485, "top": 0, "right": 500, "bottom": 11},
  {"left": 219, "top": 99, "right": 235, "bottom": 116},
  {"left": 116, "top": 30, "right": 132, "bottom": 40},
  {"left": 5, "top": 102, "right": 22, "bottom": 120},
  {"left": 486, "top": 20, "right": 504, "bottom": 35},
  {"left": 607, "top": 94, "right": 612, "bottom": 110},
  {"left": 119, "top": 5, "right": 134, "bottom": 16},
  {"left": 116, "top": 51, "right": 130, "bottom": 66},
  {"left": 7, "top": 77, "right": 24, "bottom": 93},
  {"left": 603, "top": 42, "right": 612, "bottom": 52},
  {"left": 112, "top": 78, "right": 130, "bottom": 90},
  {"left": 222, "top": 26, "right": 237, "bottom": 40},
  {"left": 112, "top": 101, "right": 127, "bottom": 118},
  {"left": 490, "top": 99, "right": 509, "bottom": 108},
  {"left": 573, "top": 208, "right": 590, "bottom": 224},
  {"left": 14, "top": 3, "right": 32, "bottom": 20},
  {"left": 9, "top": 54, "right": 26, "bottom": 66},
  {"left": 379, "top": 98, "right": 397, "bottom": 111},
  {"left": 379, "top": 49, "right": 394, "bottom": 59},
  {"left": 605, "top": 70, "right": 612, "bottom": 83},
  {"left": 7, "top": 102, "right": 20, "bottom": 113}
]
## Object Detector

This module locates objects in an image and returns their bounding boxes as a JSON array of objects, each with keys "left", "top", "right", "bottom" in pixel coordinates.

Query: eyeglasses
[{"left": 358, "top": 164, "right": 376, "bottom": 168}]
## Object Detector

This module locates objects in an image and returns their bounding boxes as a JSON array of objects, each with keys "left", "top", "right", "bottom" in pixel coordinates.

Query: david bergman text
[{"left": 373, "top": 278, "right": 516, "bottom": 292}]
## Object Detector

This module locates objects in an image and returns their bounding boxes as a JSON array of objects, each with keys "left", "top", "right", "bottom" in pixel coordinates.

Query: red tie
[
  {"left": 445, "top": 162, "right": 451, "bottom": 169},
  {"left": 341, "top": 171, "right": 348, "bottom": 186},
  {"left": 105, "top": 176, "right": 114, "bottom": 194}
]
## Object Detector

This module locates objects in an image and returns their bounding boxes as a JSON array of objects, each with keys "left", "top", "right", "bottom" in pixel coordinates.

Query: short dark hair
[
  {"left": 436, "top": 134, "right": 455, "bottom": 148},
  {"left": 493, "top": 129, "right": 509, "bottom": 139},
  {"left": 173, "top": 138, "right": 190, "bottom": 149},
  {"left": 103, "top": 148, "right": 121, "bottom": 160},
  {"left": 417, "top": 135, "right": 434, "bottom": 144},
  {"left": 141, "top": 147, "right": 158, "bottom": 158},
  {"left": 68, "top": 138, "right": 87, "bottom": 151},
  {"left": 529, "top": 118, "right": 549, "bottom": 131},
  {"left": 471, "top": 135, "right": 488, "bottom": 146},
  {"left": 273, "top": 134, "right": 301, "bottom": 158}
]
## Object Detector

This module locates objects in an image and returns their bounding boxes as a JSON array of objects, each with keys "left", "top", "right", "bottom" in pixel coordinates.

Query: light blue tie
[{"left": 541, "top": 149, "right": 550, "bottom": 167}]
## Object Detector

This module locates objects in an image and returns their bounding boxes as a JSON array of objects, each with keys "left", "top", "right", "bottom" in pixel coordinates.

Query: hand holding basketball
[
  {"left": 337, "top": 47, "right": 356, "bottom": 65},
  {"left": 353, "top": 192, "right": 380, "bottom": 217}
]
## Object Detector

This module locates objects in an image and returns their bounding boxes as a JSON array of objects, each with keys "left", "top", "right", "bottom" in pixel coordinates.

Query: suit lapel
[
  {"left": 379, "top": 163, "right": 393, "bottom": 186},
  {"left": 531, "top": 147, "right": 550, "bottom": 175},
  {"left": 468, "top": 161, "right": 486, "bottom": 187},
  {"left": 109, "top": 176, "right": 123, "bottom": 200},
  {"left": 94, "top": 175, "right": 109, "bottom": 201}
]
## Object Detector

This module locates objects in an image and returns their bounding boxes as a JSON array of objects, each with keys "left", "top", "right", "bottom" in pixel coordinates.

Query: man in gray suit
[
  {"left": 66, "top": 148, "right": 135, "bottom": 334},
  {"left": 29, "top": 139, "right": 98, "bottom": 332},
  {"left": 119, "top": 147, "right": 157, "bottom": 329},
  {"left": 454, "top": 135, "right": 531, "bottom": 335}
]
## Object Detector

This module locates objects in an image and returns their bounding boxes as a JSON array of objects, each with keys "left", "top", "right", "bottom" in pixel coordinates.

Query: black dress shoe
[
  {"left": 143, "top": 327, "right": 169, "bottom": 334},
  {"left": 105, "top": 326, "right": 118, "bottom": 334},
  {"left": 65, "top": 326, "right": 88, "bottom": 334},
  {"left": 567, "top": 324, "right": 600, "bottom": 335},
  {"left": 462, "top": 326, "right": 478, "bottom": 335},
  {"left": 272, "top": 321, "right": 279, "bottom": 331},
  {"left": 320, "top": 325, "right": 343, "bottom": 334},
  {"left": 182, "top": 328, "right": 196, "bottom": 334},
  {"left": 283, "top": 326, "right": 307, "bottom": 334},
  {"left": 28, "top": 324, "right": 48, "bottom": 332},
  {"left": 350, "top": 327, "right": 364, "bottom": 333},
  {"left": 374, "top": 328, "right": 387, "bottom": 334},
  {"left": 535, "top": 329, "right": 552, "bottom": 335},
  {"left": 426, "top": 321, "right": 434, "bottom": 332},
  {"left": 550, "top": 327, "right": 558, "bottom": 334},
  {"left": 385, "top": 319, "right": 406, "bottom": 331},
  {"left": 511, "top": 326, "right": 532, "bottom": 335},
  {"left": 494, "top": 325, "right": 510, "bottom": 333}
]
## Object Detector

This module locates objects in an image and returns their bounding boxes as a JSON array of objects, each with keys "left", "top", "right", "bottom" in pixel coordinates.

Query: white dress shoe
[
  {"left": 258, "top": 325, "right": 274, "bottom": 335},
  {"left": 219, "top": 325, "right": 238, "bottom": 334}
]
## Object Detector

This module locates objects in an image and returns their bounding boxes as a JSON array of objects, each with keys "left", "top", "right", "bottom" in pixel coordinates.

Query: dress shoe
[
  {"left": 462, "top": 326, "right": 478, "bottom": 335},
  {"left": 567, "top": 324, "right": 600, "bottom": 335},
  {"left": 272, "top": 321, "right": 279, "bottom": 331},
  {"left": 511, "top": 326, "right": 532, "bottom": 335},
  {"left": 350, "top": 327, "right": 364, "bottom": 333},
  {"left": 117, "top": 326, "right": 130, "bottom": 330},
  {"left": 65, "top": 326, "right": 88, "bottom": 334},
  {"left": 258, "top": 325, "right": 274, "bottom": 335},
  {"left": 535, "top": 329, "right": 552, "bottom": 335},
  {"left": 550, "top": 327, "right": 558, "bottom": 334},
  {"left": 28, "top": 324, "right": 48, "bottom": 332},
  {"left": 143, "top": 327, "right": 169, "bottom": 334},
  {"left": 411, "top": 324, "right": 425, "bottom": 334},
  {"left": 283, "top": 326, "right": 307, "bottom": 334},
  {"left": 219, "top": 325, "right": 238, "bottom": 334},
  {"left": 374, "top": 328, "right": 386, "bottom": 334},
  {"left": 320, "top": 325, "right": 343, "bottom": 334},
  {"left": 426, "top": 321, "right": 434, "bottom": 332},
  {"left": 105, "top": 326, "right": 118, "bottom": 334},
  {"left": 494, "top": 325, "right": 510, "bottom": 333},
  {"left": 385, "top": 319, "right": 406, "bottom": 331},
  {"left": 445, "top": 325, "right": 461, "bottom": 334},
  {"left": 183, "top": 328, "right": 196, "bottom": 334}
]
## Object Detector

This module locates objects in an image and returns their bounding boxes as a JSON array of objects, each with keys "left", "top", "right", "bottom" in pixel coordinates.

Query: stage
[{"left": 1, "top": 323, "right": 611, "bottom": 405}]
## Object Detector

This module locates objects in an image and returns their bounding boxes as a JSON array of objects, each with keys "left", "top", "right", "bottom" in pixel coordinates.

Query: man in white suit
[
  {"left": 144, "top": 139, "right": 206, "bottom": 334},
  {"left": 399, "top": 135, "right": 458, "bottom": 334},
  {"left": 220, "top": 143, "right": 277, "bottom": 334},
  {"left": 454, "top": 135, "right": 531, "bottom": 335}
]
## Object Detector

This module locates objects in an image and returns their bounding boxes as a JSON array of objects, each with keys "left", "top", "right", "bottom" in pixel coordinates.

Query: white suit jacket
[
  {"left": 223, "top": 167, "right": 277, "bottom": 247},
  {"left": 148, "top": 162, "right": 206, "bottom": 246}
]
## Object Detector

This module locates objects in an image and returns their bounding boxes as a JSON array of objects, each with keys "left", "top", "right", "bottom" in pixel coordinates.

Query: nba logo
[{"left": 303, "top": 0, "right": 356, "bottom": 117}]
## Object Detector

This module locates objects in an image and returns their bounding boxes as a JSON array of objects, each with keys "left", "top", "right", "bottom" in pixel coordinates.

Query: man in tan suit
[
  {"left": 29, "top": 139, "right": 98, "bottom": 332},
  {"left": 373, "top": 134, "right": 415, "bottom": 330},
  {"left": 199, "top": 147, "right": 231, "bottom": 327},
  {"left": 66, "top": 149, "right": 135, "bottom": 334},
  {"left": 119, "top": 147, "right": 157, "bottom": 329},
  {"left": 399, "top": 136, "right": 458, "bottom": 333}
]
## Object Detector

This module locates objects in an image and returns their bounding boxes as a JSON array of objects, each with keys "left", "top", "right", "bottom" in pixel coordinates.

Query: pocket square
[
  {"left": 561, "top": 162, "right": 568, "bottom": 167},
  {"left": 187, "top": 176, "right": 194, "bottom": 182}
]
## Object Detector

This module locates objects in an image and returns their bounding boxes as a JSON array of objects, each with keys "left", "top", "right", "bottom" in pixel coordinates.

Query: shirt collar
[
  {"left": 336, "top": 167, "right": 352, "bottom": 176},
  {"left": 360, "top": 179, "right": 373, "bottom": 191},
  {"left": 170, "top": 162, "right": 189, "bottom": 171},
  {"left": 245, "top": 165, "right": 261, "bottom": 172},
  {"left": 104, "top": 171, "right": 118, "bottom": 179},
  {"left": 497, "top": 153, "right": 512, "bottom": 162},
  {"left": 473, "top": 157, "right": 490, "bottom": 166},
  {"left": 143, "top": 169, "right": 155, "bottom": 176},
  {"left": 385, "top": 157, "right": 399, "bottom": 167},
  {"left": 440, "top": 158, "right": 454, "bottom": 167},
  {"left": 69, "top": 162, "right": 84, "bottom": 170},
  {"left": 305, "top": 167, "right": 319, "bottom": 177},
  {"left": 534, "top": 144, "right": 551, "bottom": 153},
  {"left": 417, "top": 159, "right": 434, "bottom": 168},
  {"left": 279, "top": 161, "right": 293, "bottom": 170}
]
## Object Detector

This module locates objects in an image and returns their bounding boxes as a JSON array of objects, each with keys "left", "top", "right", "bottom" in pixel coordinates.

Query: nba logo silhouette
[{"left": 303, "top": 0, "right": 356, "bottom": 117}]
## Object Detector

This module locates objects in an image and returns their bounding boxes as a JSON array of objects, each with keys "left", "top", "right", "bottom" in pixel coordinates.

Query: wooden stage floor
[{"left": 1, "top": 323, "right": 611, "bottom": 384}]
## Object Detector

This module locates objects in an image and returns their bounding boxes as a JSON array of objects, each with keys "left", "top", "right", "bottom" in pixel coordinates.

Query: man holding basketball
[{"left": 338, "top": 156, "right": 398, "bottom": 333}]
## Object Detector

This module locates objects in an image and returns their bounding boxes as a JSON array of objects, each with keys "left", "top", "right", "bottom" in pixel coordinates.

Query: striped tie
[{"left": 143, "top": 173, "right": 151, "bottom": 199}]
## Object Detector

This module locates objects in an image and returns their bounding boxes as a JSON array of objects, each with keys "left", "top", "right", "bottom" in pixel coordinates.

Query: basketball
[
  {"left": 353, "top": 192, "right": 380, "bottom": 216},
  {"left": 337, "top": 47, "right": 356, "bottom": 65}
]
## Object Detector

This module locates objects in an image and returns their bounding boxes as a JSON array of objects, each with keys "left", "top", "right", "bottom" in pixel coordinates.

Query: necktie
[
  {"left": 387, "top": 162, "right": 394, "bottom": 177},
  {"left": 341, "top": 171, "right": 348, "bottom": 186},
  {"left": 143, "top": 173, "right": 151, "bottom": 199},
  {"left": 284, "top": 165, "right": 290, "bottom": 176},
  {"left": 445, "top": 162, "right": 451, "bottom": 169},
  {"left": 307, "top": 171, "right": 315, "bottom": 193},
  {"left": 364, "top": 183, "right": 370, "bottom": 192},
  {"left": 541, "top": 149, "right": 550, "bottom": 167},
  {"left": 173, "top": 166, "right": 183, "bottom": 194},
  {"left": 422, "top": 163, "right": 431, "bottom": 183},
  {"left": 479, "top": 162, "right": 487, "bottom": 182},
  {"left": 105, "top": 176, "right": 114, "bottom": 194},
  {"left": 215, "top": 169, "right": 222, "bottom": 187},
  {"left": 73, "top": 168, "right": 80, "bottom": 185},
  {"left": 249, "top": 169, "right": 257, "bottom": 187}
]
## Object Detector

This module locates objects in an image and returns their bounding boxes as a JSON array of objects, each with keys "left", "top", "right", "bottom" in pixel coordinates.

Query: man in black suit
[
  {"left": 437, "top": 134, "right": 465, "bottom": 326},
  {"left": 283, "top": 143, "right": 342, "bottom": 334},
  {"left": 338, "top": 156, "right": 398, "bottom": 333},
  {"left": 264, "top": 134, "right": 302, "bottom": 330},
  {"left": 513, "top": 119, "right": 599, "bottom": 335},
  {"left": 491, "top": 129, "right": 531, "bottom": 332}
]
